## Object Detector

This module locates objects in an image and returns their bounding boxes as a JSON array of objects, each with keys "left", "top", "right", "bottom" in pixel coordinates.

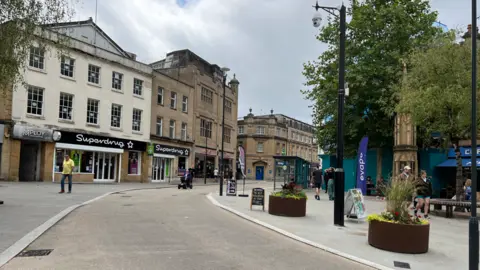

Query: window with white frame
[
  {"left": 29, "top": 47, "right": 44, "bottom": 69},
  {"left": 224, "top": 127, "right": 231, "bottom": 143},
  {"left": 169, "top": 119, "right": 176, "bottom": 138},
  {"left": 157, "top": 87, "right": 164, "bottom": 104},
  {"left": 256, "top": 126, "right": 265, "bottom": 135},
  {"left": 200, "top": 119, "right": 212, "bottom": 138},
  {"left": 86, "top": 98, "right": 99, "bottom": 124},
  {"left": 60, "top": 56, "right": 75, "bottom": 77},
  {"left": 238, "top": 126, "right": 244, "bottom": 134},
  {"left": 181, "top": 122, "right": 187, "bottom": 140},
  {"left": 170, "top": 92, "right": 177, "bottom": 109},
  {"left": 225, "top": 99, "right": 232, "bottom": 114},
  {"left": 112, "top": 72, "right": 123, "bottom": 90},
  {"left": 58, "top": 92, "right": 73, "bottom": 120},
  {"left": 201, "top": 87, "right": 213, "bottom": 104},
  {"left": 156, "top": 117, "right": 163, "bottom": 136},
  {"left": 88, "top": 64, "right": 100, "bottom": 84},
  {"left": 128, "top": 151, "right": 141, "bottom": 175},
  {"left": 257, "top": 142, "right": 264, "bottom": 152},
  {"left": 132, "top": 108, "right": 142, "bottom": 132},
  {"left": 133, "top": 78, "right": 143, "bottom": 96},
  {"left": 27, "top": 86, "right": 44, "bottom": 116},
  {"left": 182, "top": 96, "right": 188, "bottom": 112},
  {"left": 111, "top": 104, "right": 122, "bottom": 128}
]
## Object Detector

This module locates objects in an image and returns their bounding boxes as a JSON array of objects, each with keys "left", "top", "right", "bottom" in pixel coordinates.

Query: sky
[{"left": 73, "top": 0, "right": 476, "bottom": 125}]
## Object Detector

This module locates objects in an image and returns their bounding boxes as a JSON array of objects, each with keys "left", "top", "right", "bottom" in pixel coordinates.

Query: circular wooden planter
[
  {"left": 268, "top": 195, "right": 306, "bottom": 217},
  {"left": 368, "top": 220, "right": 429, "bottom": 254}
]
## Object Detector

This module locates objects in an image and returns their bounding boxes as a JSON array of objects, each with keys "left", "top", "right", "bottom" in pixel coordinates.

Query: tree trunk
[{"left": 454, "top": 144, "right": 465, "bottom": 211}]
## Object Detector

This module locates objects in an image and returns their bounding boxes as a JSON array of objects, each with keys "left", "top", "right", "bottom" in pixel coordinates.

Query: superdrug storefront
[{"left": 52, "top": 130, "right": 147, "bottom": 183}]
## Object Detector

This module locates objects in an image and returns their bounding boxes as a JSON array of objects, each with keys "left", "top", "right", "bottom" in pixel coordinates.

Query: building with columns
[
  {"left": 150, "top": 50, "right": 239, "bottom": 179},
  {"left": 237, "top": 109, "right": 319, "bottom": 180}
]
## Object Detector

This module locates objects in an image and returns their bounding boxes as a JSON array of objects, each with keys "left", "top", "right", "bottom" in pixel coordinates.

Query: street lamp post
[
  {"left": 312, "top": 1, "right": 347, "bottom": 227},
  {"left": 219, "top": 67, "right": 230, "bottom": 196},
  {"left": 470, "top": 0, "right": 479, "bottom": 269},
  {"left": 204, "top": 135, "right": 208, "bottom": 185}
]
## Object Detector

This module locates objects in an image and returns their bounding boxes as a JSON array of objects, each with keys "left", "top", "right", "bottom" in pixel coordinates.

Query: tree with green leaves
[
  {"left": 0, "top": 0, "right": 77, "bottom": 89},
  {"left": 396, "top": 32, "right": 478, "bottom": 207},
  {"left": 302, "top": 0, "right": 440, "bottom": 157}
]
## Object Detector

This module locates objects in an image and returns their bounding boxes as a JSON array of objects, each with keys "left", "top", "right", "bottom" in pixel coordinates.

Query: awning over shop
[{"left": 436, "top": 159, "right": 480, "bottom": 167}]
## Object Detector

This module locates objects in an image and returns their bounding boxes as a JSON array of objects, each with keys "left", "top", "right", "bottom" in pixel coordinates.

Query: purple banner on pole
[{"left": 356, "top": 136, "right": 369, "bottom": 195}]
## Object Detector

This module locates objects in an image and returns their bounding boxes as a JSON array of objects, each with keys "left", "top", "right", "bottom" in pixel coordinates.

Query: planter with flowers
[
  {"left": 269, "top": 181, "right": 307, "bottom": 217},
  {"left": 367, "top": 178, "right": 429, "bottom": 254}
]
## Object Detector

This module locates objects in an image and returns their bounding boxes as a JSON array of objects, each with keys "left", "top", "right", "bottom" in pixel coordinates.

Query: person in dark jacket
[
  {"left": 415, "top": 170, "right": 432, "bottom": 218},
  {"left": 311, "top": 166, "right": 323, "bottom": 200}
]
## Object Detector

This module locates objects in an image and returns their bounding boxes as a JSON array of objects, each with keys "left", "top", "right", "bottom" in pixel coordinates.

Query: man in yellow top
[{"left": 60, "top": 154, "right": 75, "bottom": 194}]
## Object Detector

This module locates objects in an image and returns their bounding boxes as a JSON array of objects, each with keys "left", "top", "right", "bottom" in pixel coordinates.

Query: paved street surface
[
  {"left": 2, "top": 185, "right": 370, "bottom": 270},
  {"left": 212, "top": 185, "right": 474, "bottom": 270},
  {"left": 0, "top": 179, "right": 223, "bottom": 255}
]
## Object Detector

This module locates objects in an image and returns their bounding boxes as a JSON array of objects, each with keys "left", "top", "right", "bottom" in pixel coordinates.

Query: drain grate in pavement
[
  {"left": 393, "top": 261, "right": 411, "bottom": 269},
  {"left": 121, "top": 195, "right": 132, "bottom": 198},
  {"left": 17, "top": 249, "right": 53, "bottom": 257},
  {"left": 123, "top": 204, "right": 134, "bottom": 206}
]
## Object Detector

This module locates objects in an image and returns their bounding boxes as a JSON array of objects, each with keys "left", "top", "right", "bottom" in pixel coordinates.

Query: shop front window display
[
  {"left": 55, "top": 149, "right": 94, "bottom": 173},
  {"left": 128, "top": 151, "right": 141, "bottom": 175}
]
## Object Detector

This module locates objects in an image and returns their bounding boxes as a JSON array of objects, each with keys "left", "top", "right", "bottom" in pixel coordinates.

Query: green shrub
[{"left": 271, "top": 181, "right": 308, "bottom": 200}]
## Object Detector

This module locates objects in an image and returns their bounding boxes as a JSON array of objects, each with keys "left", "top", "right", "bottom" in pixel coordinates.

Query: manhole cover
[
  {"left": 393, "top": 261, "right": 411, "bottom": 269},
  {"left": 121, "top": 195, "right": 132, "bottom": 198},
  {"left": 123, "top": 204, "right": 133, "bottom": 206},
  {"left": 17, "top": 249, "right": 53, "bottom": 257}
]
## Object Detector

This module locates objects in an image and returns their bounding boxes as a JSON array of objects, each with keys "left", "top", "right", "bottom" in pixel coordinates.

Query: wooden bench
[{"left": 429, "top": 199, "right": 480, "bottom": 218}]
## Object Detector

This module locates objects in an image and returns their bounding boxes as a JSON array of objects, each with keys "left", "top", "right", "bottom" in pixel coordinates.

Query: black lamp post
[
  {"left": 312, "top": 1, "right": 347, "bottom": 227},
  {"left": 219, "top": 67, "right": 230, "bottom": 196},
  {"left": 469, "top": 1, "right": 479, "bottom": 269}
]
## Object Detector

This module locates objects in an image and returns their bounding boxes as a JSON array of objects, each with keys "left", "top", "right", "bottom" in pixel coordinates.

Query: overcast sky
[{"left": 74, "top": 0, "right": 475, "bottom": 125}]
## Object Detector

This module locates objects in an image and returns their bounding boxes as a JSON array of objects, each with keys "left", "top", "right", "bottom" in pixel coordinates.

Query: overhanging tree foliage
[
  {"left": 0, "top": 0, "right": 77, "bottom": 89},
  {"left": 302, "top": 0, "right": 440, "bottom": 156},
  {"left": 396, "top": 32, "right": 480, "bottom": 205}
]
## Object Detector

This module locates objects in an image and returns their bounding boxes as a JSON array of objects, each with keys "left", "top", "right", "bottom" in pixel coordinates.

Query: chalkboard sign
[{"left": 250, "top": 188, "right": 265, "bottom": 211}]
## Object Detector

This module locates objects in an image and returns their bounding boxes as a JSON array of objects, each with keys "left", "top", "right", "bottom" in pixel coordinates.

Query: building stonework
[{"left": 237, "top": 111, "right": 318, "bottom": 180}]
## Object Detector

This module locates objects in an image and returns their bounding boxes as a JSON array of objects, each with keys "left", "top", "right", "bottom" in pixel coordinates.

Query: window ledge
[
  {"left": 27, "top": 66, "right": 47, "bottom": 74},
  {"left": 170, "top": 107, "right": 177, "bottom": 110},
  {"left": 60, "top": 75, "right": 76, "bottom": 82},
  {"left": 26, "top": 114, "right": 45, "bottom": 120},
  {"left": 133, "top": 94, "right": 144, "bottom": 100},
  {"left": 127, "top": 174, "right": 141, "bottom": 176},
  {"left": 87, "top": 82, "right": 101, "bottom": 88},
  {"left": 110, "top": 127, "right": 123, "bottom": 132},
  {"left": 86, "top": 123, "right": 100, "bottom": 128},
  {"left": 112, "top": 88, "right": 124, "bottom": 94},
  {"left": 182, "top": 110, "right": 188, "bottom": 114},
  {"left": 132, "top": 131, "right": 143, "bottom": 135},
  {"left": 58, "top": 119, "right": 75, "bottom": 124}
]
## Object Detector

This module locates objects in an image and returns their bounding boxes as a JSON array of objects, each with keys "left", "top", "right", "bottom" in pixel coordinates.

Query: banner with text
[{"left": 356, "top": 136, "right": 369, "bottom": 195}]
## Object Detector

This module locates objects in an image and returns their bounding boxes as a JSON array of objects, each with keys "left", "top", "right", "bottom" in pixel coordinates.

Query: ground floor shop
[
  {"left": 0, "top": 124, "right": 148, "bottom": 182},
  {"left": 193, "top": 148, "right": 235, "bottom": 178},
  {"left": 148, "top": 143, "right": 192, "bottom": 183}
]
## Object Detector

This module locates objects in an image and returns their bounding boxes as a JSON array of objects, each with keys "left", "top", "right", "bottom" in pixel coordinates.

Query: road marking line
[{"left": 206, "top": 193, "right": 394, "bottom": 270}]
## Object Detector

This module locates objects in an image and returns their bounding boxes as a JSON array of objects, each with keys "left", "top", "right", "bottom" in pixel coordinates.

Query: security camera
[{"left": 312, "top": 12, "right": 322, "bottom": 28}]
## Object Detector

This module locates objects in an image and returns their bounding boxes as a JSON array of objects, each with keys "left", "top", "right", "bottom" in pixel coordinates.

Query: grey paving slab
[
  {"left": 212, "top": 186, "right": 476, "bottom": 270},
  {"left": 1, "top": 185, "right": 370, "bottom": 270}
]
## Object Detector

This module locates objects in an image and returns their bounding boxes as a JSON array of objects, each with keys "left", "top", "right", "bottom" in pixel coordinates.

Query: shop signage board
[
  {"left": 344, "top": 188, "right": 367, "bottom": 219},
  {"left": 154, "top": 144, "right": 190, "bottom": 156},
  {"left": 57, "top": 131, "right": 147, "bottom": 151},
  {"left": 226, "top": 179, "right": 237, "bottom": 196},
  {"left": 250, "top": 188, "right": 265, "bottom": 211},
  {"left": 12, "top": 125, "right": 55, "bottom": 142},
  {"left": 147, "top": 143, "right": 154, "bottom": 156}
]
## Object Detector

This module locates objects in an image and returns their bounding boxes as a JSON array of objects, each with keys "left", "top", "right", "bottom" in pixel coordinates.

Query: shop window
[
  {"left": 128, "top": 151, "right": 141, "bottom": 175},
  {"left": 178, "top": 156, "right": 187, "bottom": 176},
  {"left": 55, "top": 149, "right": 93, "bottom": 173}
]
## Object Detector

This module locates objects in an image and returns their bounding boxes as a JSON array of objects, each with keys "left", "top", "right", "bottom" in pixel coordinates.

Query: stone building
[
  {"left": 0, "top": 18, "right": 152, "bottom": 183},
  {"left": 237, "top": 110, "right": 319, "bottom": 180},
  {"left": 150, "top": 50, "right": 239, "bottom": 179}
]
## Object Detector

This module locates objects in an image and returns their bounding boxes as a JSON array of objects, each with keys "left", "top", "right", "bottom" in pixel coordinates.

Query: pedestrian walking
[
  {"left": 59, "top": 154, "right": 75, "bottom": 194},
  {"left": 415, "top": 170, "right": 432, "bottom": 218},
  {"left": 311, "top": 166, "right": 323, "bottom": 200},
  {"left": 327, "top": 175, "right": 335, "bottom": 201},
  {"left": 214, "top": 168, "right": 219, "bottom": 182},
  {"left": 324, "top": 167, "right": 334, "bottom": 194}
]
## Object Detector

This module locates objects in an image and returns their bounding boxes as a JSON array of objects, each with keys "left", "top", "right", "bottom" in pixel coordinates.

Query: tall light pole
[
  {"left": 219, "top": 67, "right": 230, "bottom": 196},
  {"left": 312, "top": 1, "right": 347, "bottom": 227},
  {"left": 470, "top": 0, "right": 479, "bottom": 268}
]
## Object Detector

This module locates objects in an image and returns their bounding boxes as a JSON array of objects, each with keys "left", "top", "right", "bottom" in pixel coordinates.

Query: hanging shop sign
[
  {"left": 12, "top": 125, "right": 56, "bottom": 142},
  {"left": 154, "top": 144, "right": 190, "bottom": 156},
  {"left": 56, "top": 130, "right": 147, "bottom": 151}
]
